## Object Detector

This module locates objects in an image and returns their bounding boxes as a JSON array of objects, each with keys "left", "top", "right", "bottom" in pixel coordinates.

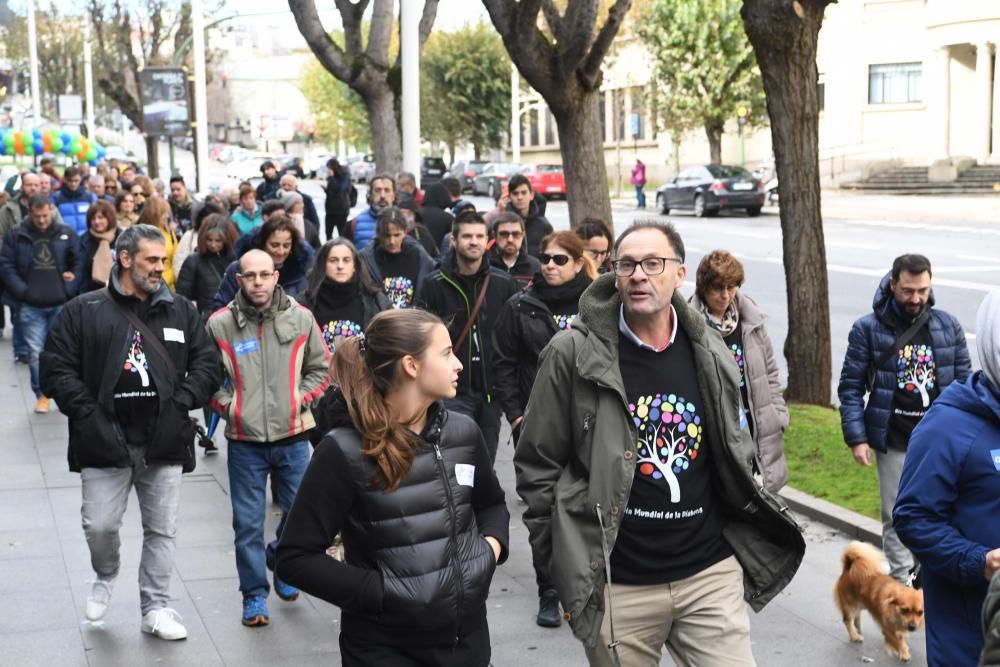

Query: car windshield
[
  {"left": 706, "top": 165, "right": 752, "bottom": 179},
  {"left": 491, "top": 163, "right": 522, "bottom": 175},
  {"left": 424, "top": 158, "right": 445, "bottom": 169},
  {"left": 535, "top": 165, "right": 563, "bottom": 173}
]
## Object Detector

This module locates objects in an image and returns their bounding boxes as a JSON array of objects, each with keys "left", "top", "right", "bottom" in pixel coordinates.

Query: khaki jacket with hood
[
  {"left": 207, "top": 285, "right": 331, "bottom": 443},
  {"left": 514, "top": 273, "right": 805, "bottom": 648}
]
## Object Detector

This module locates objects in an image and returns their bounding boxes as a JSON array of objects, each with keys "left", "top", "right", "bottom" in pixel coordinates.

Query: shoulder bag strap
[
  {"left": 454, "top": 271, "right": 491, "bottom": 351},
  {"left": 874, "top": 308, "right": 932, "bottom": 372},
  {"left": 100, "top": 288, "right": 180, "bottom": 380}
]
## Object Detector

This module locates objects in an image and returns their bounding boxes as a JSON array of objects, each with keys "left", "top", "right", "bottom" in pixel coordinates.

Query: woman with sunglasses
[{"left": 491, "top": 230, "right": 595, "bottom": 628}]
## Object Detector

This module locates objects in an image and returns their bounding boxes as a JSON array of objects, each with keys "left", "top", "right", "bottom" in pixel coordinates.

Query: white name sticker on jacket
[
  {"left": 163, "top": 328, "right": 185, "bottom": 343},
  {"left": 455, "top": 463, "right": 475, "bottom": 487}
]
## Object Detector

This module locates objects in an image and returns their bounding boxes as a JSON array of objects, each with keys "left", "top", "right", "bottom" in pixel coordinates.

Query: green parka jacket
[{"left": 514, "top": 273, "right": 805, "bottom": 648}]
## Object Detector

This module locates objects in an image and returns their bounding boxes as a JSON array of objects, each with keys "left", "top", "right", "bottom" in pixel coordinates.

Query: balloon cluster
[{"left": 0, "top": 128, "right": 107, "bottom": 165}]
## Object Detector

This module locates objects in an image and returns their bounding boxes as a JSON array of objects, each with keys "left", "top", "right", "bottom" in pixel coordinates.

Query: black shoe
[
  {"left": 14, "top": 355, "right": 28, "bottom": 364},
  {"left": 536, "top": 589, "right": 562, "bottom": 627}
]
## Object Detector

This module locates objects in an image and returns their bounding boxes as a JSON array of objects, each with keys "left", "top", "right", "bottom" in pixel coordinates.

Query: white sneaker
[
  {"left": 141, "top": 608, "right": 188, "bottom": 640},
  {"left": 85, "top": 577, "right": 116, "bottom": 621}
]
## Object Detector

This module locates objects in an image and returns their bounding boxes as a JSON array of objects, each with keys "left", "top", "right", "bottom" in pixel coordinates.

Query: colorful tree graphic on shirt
[
  {"left": 897, "top": 343, "right": 936, "bottom": 408},
  {"left": 630, "top": 393, "right": 703, "bottom": 503},
  {"left": 321, "top": 319, "right": 363, "bottom": 353},
  {"left": 728, "top": 343, "right": 746, "bottom": 388},
  {"left": 123, "top": 331, "right": 150, "bottom": 387},
  {"left": 553, "top": 313, "right": 577, "bottom": 330},
  {"left": 384, "top": 276, "right": 415, "bottom": 309}
]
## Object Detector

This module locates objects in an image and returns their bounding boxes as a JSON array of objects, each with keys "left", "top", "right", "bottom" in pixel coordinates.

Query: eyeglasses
[
  {"left": 237, "top": 271, "right": 276, "bottom": 282},
  {"left": 612, "top": 257, "right": 681, "bottom": 277},
  {"left": 585, "top": 248, "right": 609, "bottom": 258},
  {"left": 539, "top": 253, "right": 572, "bottom": 266},
  {"left": 496, "top": 230, "right": 523, "bottom": 239}
]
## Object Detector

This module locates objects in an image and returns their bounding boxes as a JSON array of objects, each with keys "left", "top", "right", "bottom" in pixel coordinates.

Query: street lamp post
[
  {"left": 26, "top": 0, "right": 41, "bottom": 130},
  {"left": 191, "top": 0, "right": 209, "bottom": 193},
  {"left": 400, "top": 0, "right": 420, "bottom": 185}
]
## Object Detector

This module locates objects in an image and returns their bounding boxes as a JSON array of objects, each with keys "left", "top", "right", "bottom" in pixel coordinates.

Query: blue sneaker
[
  {"left": 274, "top": 576, "right": 299, "bottom": 602},
  {"left": 242, "top": 595, "right": 269, "bottom": 627}
]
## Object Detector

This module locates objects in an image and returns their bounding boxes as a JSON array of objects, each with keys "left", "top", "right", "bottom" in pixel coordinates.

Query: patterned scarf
[{"left": 699, "top": 295, "right": 740, "bottom": 336}]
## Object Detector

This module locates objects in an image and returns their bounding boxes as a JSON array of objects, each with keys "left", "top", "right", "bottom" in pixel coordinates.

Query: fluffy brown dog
[{"left": 834, "top": 541, "right": 925, "bottom": 662}]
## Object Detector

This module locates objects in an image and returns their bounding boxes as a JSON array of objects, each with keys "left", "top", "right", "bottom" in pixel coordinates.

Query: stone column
[
  {"left": 928, "top": 47, "right": 951, "bottom": 161},
  {"left": 976, "top": 42, "right": 994, "bottom": 163}
]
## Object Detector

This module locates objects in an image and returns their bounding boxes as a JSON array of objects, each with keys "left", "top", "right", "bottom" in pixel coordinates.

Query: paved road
[{"left": 0, "top": 339, "right": 928, "bottom": 665}]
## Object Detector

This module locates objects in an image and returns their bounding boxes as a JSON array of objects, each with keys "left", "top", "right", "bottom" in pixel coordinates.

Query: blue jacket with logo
[
  {"left": 837, "top": 274, "right": 971, "bottom": 451},
  {"left": 51, "top": 184, "right": 96, "bottom": 235},
  {"left": 893, "top": 372, "right": 1000, "bottom": 667}
]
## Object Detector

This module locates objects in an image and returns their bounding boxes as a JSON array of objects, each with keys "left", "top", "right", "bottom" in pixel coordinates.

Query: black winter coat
[
  {"left": 488, "top": 245, "right": 541, "bottom": 288},
  {"left": 277, "top": 397, "right": 509, "bottom": 648},
  {"left": 175, "top": 252, "right": 231, "bottom": 316},
  {"left": 416, "top": 256, "right": 519, "bottom": 396},
  {"left": 40, "top": 267, "right": 221, "bottom": 471}
]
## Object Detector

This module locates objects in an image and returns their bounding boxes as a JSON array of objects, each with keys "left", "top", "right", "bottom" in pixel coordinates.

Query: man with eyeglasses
[
  {"left": 488, "top": 212, "right": 540, "bottom": 288},
  {"left": 515, "top": 221, "right": 804, "bottom": 666},
  {"left": 206, "top": 249, "right": 331, "bottom": 628}
]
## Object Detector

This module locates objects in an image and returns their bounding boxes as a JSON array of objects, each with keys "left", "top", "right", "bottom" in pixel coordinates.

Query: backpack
[{"left": 348, "top": 184, "right": 358, "bottom": 208}]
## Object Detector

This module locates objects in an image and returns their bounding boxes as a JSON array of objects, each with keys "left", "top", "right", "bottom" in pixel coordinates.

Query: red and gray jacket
[{"left": 207, "top": 285, "right": 331, "bottom": 443}]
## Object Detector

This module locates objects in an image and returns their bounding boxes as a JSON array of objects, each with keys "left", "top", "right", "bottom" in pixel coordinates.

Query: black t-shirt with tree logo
[
  {"left": 886, "top": 323, "right": 938, "bottom": 450},
  {"left": 610, "top": 326, "right": 732, "bottom": 585},
  {"left": 114, "top": 328, "right": 159, "bottom": 446}
]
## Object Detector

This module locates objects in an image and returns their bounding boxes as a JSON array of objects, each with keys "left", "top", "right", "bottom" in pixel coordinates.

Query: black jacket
[
  {"left": 416, "top": 255, "right": 519, "bottom": 396},
  {"left": 175, "top": 252, "right": 232, "bottom": 316},
  {"left": 40, "top": 266, "right": 221, "bottom": 471},
  {"left": 505, "top": 200, "right": 552, "bottom": 259},
  {"left": 488, "top": 245, "right": 541, "bottom": 288},
  {"left": 324, "top": 173, "right": 352, "bottom": 215},
  {"left": 277, "top": 396, "right": 509, "bottom": 648}
]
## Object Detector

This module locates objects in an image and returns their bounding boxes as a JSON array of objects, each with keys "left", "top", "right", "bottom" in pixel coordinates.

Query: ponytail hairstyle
[{"left": 332, "top": 308, "right": 447, "bottom": 491}]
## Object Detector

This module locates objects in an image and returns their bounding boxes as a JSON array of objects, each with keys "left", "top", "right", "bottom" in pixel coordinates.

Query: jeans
[
  {"left": 11, "top": 305, "right": 28, "bottom": 357},
  {"left": 875, "top": 447, "right": 914, "bottom": 581},
  {"left": 635, "top": 185, "right": 646, "bottom": 209},
  {"left": 80, "top": 445, "right": 182, "bottom": 615},
  {"left": 445, "top": 392, "right": 501, "bottom": 465},
  {"left": 227, "top": 439, "right": 310, "bottom": 598},
  {"left": 19, "top": 304, "right": 63, "bottom": 397}
]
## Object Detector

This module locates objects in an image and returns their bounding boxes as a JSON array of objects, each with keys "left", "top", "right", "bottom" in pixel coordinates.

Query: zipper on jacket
[
  {"left": 433, "top": 441, "right": 464, "bottom": 646},
  {"left": 258, "top": 321, "right": 270, "bottom": 440},
  {"left": 440, "top": 272, "right": 486, "bottom": 393}
]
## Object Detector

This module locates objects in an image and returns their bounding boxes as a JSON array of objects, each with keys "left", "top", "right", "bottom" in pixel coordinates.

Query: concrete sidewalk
[{"left": 0, "top": 334, "right": 927, "bottom": 666}]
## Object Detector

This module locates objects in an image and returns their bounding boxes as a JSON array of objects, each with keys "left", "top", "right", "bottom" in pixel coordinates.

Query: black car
[
  {"left": 446, "top": 160, "right": 489, "bottom": 192},
  {"left": 421, "top": 157, "right": 447, "bottom": 187},
  {"left": 655, "top": 164, "right": 765, "bottom": 217}
]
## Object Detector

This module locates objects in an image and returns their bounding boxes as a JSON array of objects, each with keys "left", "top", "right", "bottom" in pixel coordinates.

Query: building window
[
  {"left": 868, "top": 62, "right": 921, "bottom": 104},
  {"left": 630, "top": 86, "right": 646, "bottom": 140},
  {"left": 613, "top": 89, "right": 626, "bottom": 141},
  {"left": 598, "top": 93, "right": 606, "bottom": 143},
  {"left": 545, "top": 108, "right": 555, "bottom": 145},
  {"left": 817, "top": 73, "right": 825, "bottom": 112},
  {"left": 529, "top": 108, "right": 539, "bottom": 146}
]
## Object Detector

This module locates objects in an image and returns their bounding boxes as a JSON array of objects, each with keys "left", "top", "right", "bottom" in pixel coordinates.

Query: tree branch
[
  {"left": 365, "top": 0, "right": 394, "bottom": 70},
  {"left": 540, "top": 0, "right": 563, "bottom": 37},
  {"left": 334, "top": 0, "right": 366, "bottom": 57},
  {"left": 483, "top": 0, "right": 558, "bottom": 100},
  {"left": 580, "top": 0, "right": 632, "bottom": 89},
  {"left": 288, "top": 0, "right": 353, "bottom": 82},
  {"left": 556, "top": 0, "right": 597, "bottom": 73},
  {"left": 418, "top": 0, "right": 440, "bottom": 51}
]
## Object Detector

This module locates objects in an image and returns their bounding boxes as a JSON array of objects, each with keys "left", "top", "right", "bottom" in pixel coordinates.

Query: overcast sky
[{"left": 220, "top": 1, "right": 489, "bottom": 32}]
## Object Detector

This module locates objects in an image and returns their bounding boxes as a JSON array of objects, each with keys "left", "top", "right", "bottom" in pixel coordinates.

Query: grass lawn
[{"left": 783, "top": 403, "right": 881, "bottom": 520}]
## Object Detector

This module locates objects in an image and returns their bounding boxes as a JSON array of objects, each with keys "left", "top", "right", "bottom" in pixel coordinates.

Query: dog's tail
[{"left": 841, "top": 541, "right": 887, "bottom": 575}]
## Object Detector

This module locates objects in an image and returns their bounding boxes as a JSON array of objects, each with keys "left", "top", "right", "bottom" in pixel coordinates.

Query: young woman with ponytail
[{"left": 276, "top": 309, "right": 510, "bottom": 666}]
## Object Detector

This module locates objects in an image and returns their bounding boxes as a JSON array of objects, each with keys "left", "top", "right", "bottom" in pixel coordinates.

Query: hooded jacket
[
  {"left": 39, "top": 266, "right": 220, "bottom": 471},
  {"left": 212, "top": 229, "right": 316, "bottom": 311},
  {"left": 277, "top": 394, "right": 510, "bottom": 648},
  {"left": 838, "top": 273, "right": 971, "bottom": 452},
  {"left": 348, "top": 207, "right": 379, "bottom": 250},
  {"left": 689, "top": 291, "right": 790, "bottom": 492},
  {"left": 51, "top": 183, "right": 96, "bottom": 235},
  {"left": 514, "top": 273, "right": 805, "bottom": 648},
  {"left": 894, "top": 291, "right": 1000, "bottom": 667},
  {"left": 206, "top": 286, "right": 331, "bottom": 443}
]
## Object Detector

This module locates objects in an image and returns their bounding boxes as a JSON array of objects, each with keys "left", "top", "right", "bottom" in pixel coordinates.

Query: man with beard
[
  {"left": 488, "top": 212, "right": 541, "bottom": 288},
  {"left": 416, "top": 210, "right": 518, "bottom": 462},
  {"left": 346, "top": 173, "right": 394, "bottom": 251},
  {"left": 839, "top": 253, "right": 971, "bottom": 582},
  {"left": 40, "top": 224, "right": 219, "bottom": 640}
]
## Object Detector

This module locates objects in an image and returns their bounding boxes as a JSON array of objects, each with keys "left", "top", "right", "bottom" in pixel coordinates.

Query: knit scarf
[
  {"left": 532, "top": 271, "right": 592, "bottom": 310},
  {"left": 89, "top": 228, "right": 117, "bottom": 287},
  {"left": 700, "top": 296, "right": 740, "bottom": 336}
]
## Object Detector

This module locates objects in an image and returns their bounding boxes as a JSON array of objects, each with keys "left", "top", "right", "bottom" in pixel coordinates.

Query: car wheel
[
  {"left": 693, "top": 194, "right": 707, "bottom": 218},
  {"left": 657, "top": 193, "right": 670, "bottom": 215},
  {"left": 746, "top": 206, "right": 762, "bottom": 217},
  {"left": 488, "top": 180, "right": 497, "bottom": 199}
]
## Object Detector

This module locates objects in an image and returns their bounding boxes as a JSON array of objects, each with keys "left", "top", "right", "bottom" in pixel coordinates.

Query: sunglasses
[{"left": 539, "top": 253, "right": 572, "bottom": 266}]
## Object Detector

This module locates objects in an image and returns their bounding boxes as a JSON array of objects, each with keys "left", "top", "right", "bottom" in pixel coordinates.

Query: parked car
[
  {"left": 346, "top": 154, "right": 376, "bottom": 183},
  {"left": 446, "top": 159, "right": 489, "bottom": 192},
  {"left": 521, "top": 163, "right": 566, "bottom": 199},
  {"left": 420, "top": 156, "right": 447, "bottom": 187},
  {"left": 280, "top": 156, "right": 306, "bottom": 179},
  {"left": 472, "top": 162, "right": 524, "bottom": 198},
  {"left": 305, "top": 153, "right": 333, "bottom": 179},
  {"left": 655, "top": 164, "right": 766, "bottom": 217}
]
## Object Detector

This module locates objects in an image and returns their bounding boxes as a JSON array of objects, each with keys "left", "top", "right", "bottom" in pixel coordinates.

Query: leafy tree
[
  {"left": 289, "top": 0, "right": 440, "bottom": 175},
  {"left": 483, "top": 0, "right": 633, "bottom": 227},
  {"left": 421, "top": 22, "right": 511, "bottom": 163},
  {"left": 742, "top": 0, "right": 834, "bottom": 405},
  {"left": 639, "top": 0, "right": 765, "bottom": 164},
  {"left": 301, "top": 59, "right": 371, "bottom": 150}
]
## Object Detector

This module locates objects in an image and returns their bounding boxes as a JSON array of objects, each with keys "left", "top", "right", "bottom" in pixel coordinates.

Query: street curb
[{"left": 779, "top": 486, "right": 882, "bottom": 546}]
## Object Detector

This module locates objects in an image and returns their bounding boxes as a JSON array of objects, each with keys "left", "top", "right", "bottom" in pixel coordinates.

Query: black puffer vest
[{"left": 328, "top": 406, "right": 497, "bottom": 645}]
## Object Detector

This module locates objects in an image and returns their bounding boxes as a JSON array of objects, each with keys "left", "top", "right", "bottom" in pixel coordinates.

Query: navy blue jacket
[
  {"left": 893, "top": 372, "right": 1000, "bottom": 667},
  {"left": 51, "top": 184, "right": 96, "bottom": 235},
  {"left": 837, "top": 274, "right": 971, "bottom": 451},
  {"left": 359, "top": 236, "right": 435, "bottom": 307},
  {"left": 211, "top": 228, "right": 315, "bottom": 311},
  {"left": 0, "top": 219, "right": 84, "bottom": 307},
  {"left": 348, "top": 207, "right": 378, "bottom": 251}
]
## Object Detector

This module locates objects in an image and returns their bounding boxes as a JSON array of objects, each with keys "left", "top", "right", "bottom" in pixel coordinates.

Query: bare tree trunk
[
  {"left": 145, "top": 136, "right": 159, "bottom": 179},
  {"left": 552, "top": 91, "right": 612, "bottom": 228},
  {"left": 363, "top": 85, "right": 402, "bottom": 175},
  {"left": 706, "top": 123, "right": 723, "bottom": 164},
  {"left": 742, "top": 0, "right": 833, "bottom": 406}
]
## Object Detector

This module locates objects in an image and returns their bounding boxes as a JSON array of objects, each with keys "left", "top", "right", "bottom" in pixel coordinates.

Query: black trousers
[
  {"left": 326, "top": 210, "right": 349, "bottom": 241},
  {"left": 339, "top": 621, "right": 490, "bottom": 667},
  {"left": 445, "top": 392, "right": 501, "bottom": 464}
]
